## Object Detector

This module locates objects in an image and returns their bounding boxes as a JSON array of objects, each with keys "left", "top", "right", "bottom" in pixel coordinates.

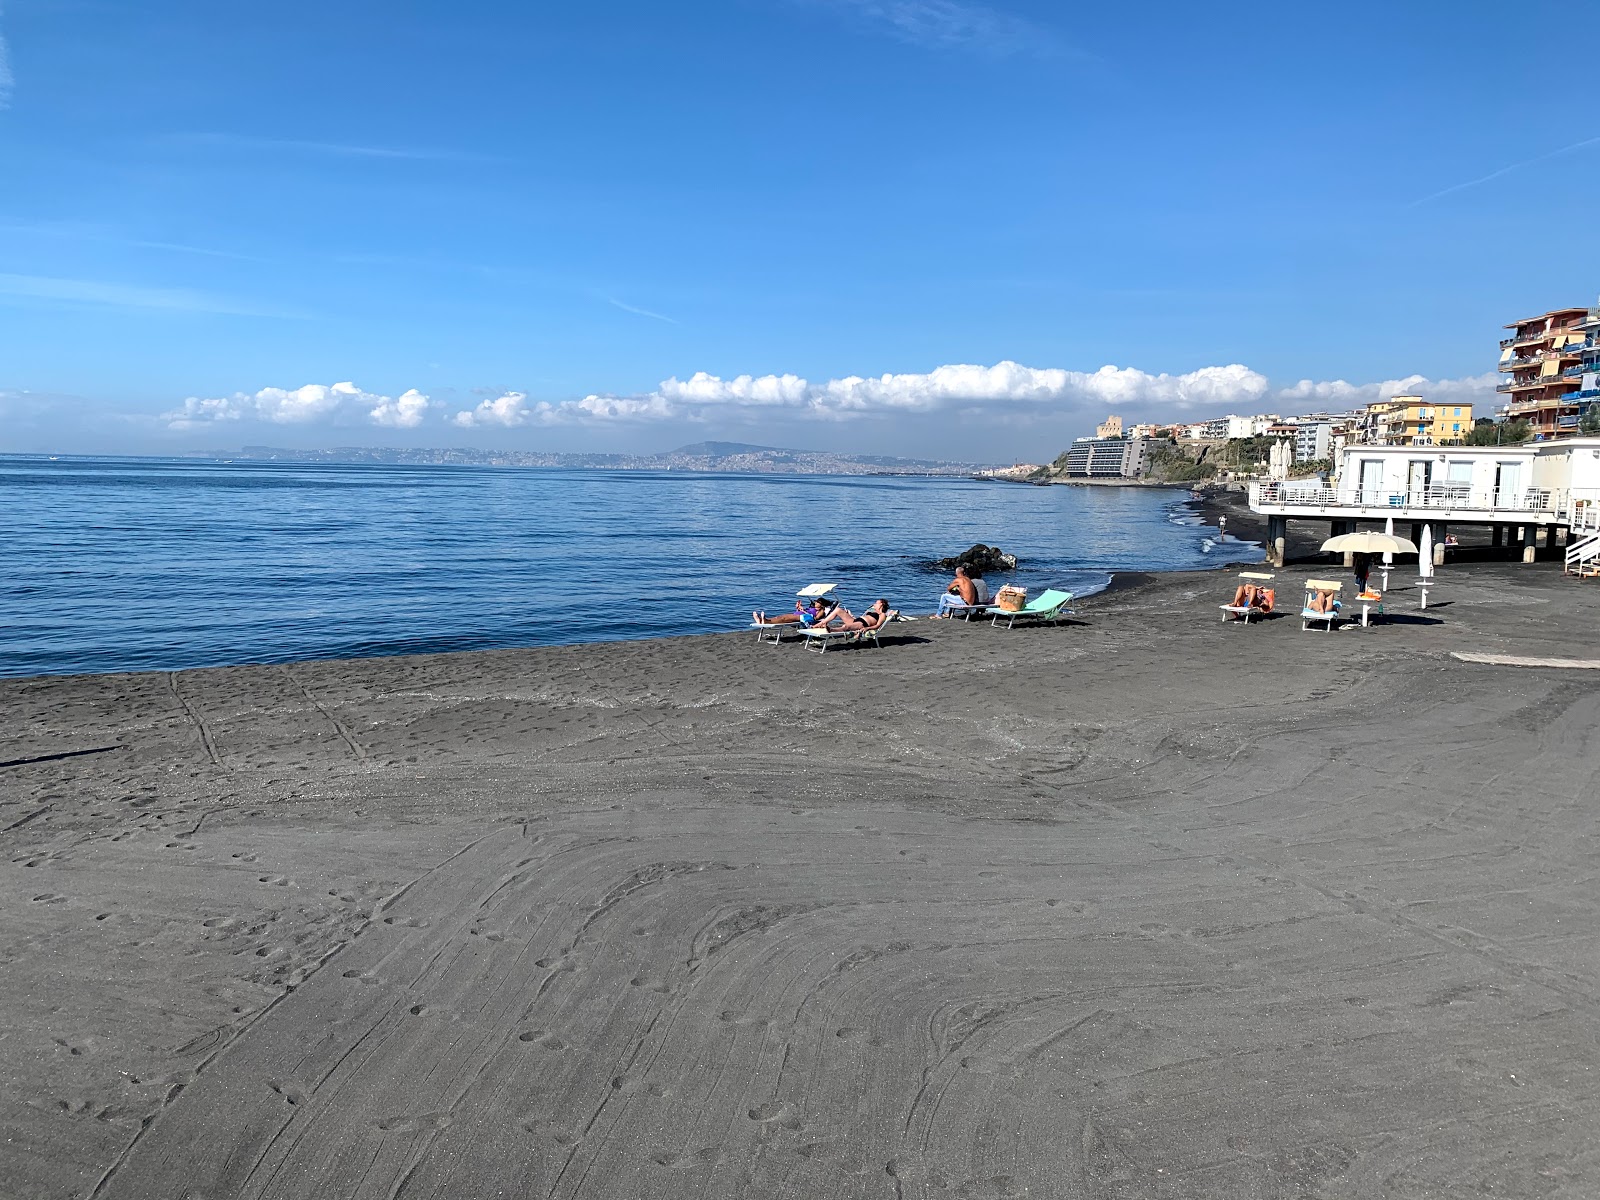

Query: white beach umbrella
[
  {"left": 1419, "top": 525, "right": 1434, "bottom": 578},
  {"left": 1382, "top": 516, "right": 1395, "bottom": 567},
  {"left": 1321, "top": 531, "right": 1418, "bottom": 556}
]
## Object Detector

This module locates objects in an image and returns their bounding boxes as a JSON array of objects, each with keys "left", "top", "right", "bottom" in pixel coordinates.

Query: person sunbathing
[
  {"left": 753, "top": 597, "right": 833, "bottom": 626},
  {"left": 815, "top": 599, "right": 890, "bottom": 632},
  {"left": 1307, "top": 587, "right": 1339, "bottom": 614},
  {"left": 1228, "top": 583, "right": 1272, "bottom": 610}
]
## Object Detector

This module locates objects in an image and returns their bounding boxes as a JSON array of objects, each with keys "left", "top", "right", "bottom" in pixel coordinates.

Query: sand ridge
[{"left": 3, "top": 561, "right": 1599, "bottom": 1198}]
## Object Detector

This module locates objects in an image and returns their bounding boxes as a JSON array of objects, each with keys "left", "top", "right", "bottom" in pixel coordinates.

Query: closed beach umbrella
[
  {"left": 1382, "top": 516, "right": 1395, "bottom": 567},
  {"left": 1321, "top": 531, "right": 1418, "bottom": 556},
  {"left": 1419, "top": 525, "right": 1434, "bottom": 578}
]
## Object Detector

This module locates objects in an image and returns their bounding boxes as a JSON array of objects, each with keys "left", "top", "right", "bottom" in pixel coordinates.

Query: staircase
[{"left": 1565, "top": 497, "right": 1600, "bottom": 574}]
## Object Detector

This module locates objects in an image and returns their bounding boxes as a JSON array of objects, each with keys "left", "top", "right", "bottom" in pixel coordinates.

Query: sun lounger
[
  {"left": 750, "top": 620, "right": 807, "bottom": 645},
  {"left": 1219, "top": 572, "right": 1276, "bottom": 624},
  {"left": 1301, "top": 578, "right": 1343, "bottom": 631},
  {"left": 989, "top": 589, "right": 1074, "bottom": 630},
  {"left": 801, "top": 622, "right": 883, "bottom": 653},
  {"left": 751, "top": 582, "right": 842, "bottom": 643},
  {"left": 940, "top": 600, "right": 990, "bottom": 622}
]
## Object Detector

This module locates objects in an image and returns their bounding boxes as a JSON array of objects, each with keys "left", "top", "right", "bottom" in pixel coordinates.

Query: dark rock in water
[{"left": 933, "top": 544, "right": 1017, "bottom": 575}]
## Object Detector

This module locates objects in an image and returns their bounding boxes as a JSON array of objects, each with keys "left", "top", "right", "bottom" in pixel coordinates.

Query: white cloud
[
  {"left": 452, "top": 392, "right": 539, "bottom": 428},
  {"left": 607, "top": 297, "right": 678, "bottom": 324},
  {"left": 163, "top": 381, "right": 431, "bottom": 429},
  {"left": 158, "top": 363, "right": 1502, "bottom": 436},
  {"left": 0, "top": 15, "right": 12, "bottom": 110},
  {"left": 544, "top": 361, "right": 1272, "bottom": 424},
  {"left": 1273, "top": 372, "right": 1497, "bottom": 410},
  {"left": 369, "top": 388, "right": 433, "bottom": 428},
  {"left": 0, "top": 271, "right": 303, "bottom": 317},
  {"left": 813, "top": 0, "right": 1056, "bottom": 55}
]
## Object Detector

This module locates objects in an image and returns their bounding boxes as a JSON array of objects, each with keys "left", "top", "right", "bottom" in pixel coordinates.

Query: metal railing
[{"left": 1251, "top": 482, "right": 1590, "bottom": 514}]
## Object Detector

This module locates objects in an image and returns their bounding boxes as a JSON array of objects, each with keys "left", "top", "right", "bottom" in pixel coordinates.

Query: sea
[{"left": 0, "top": 456, "right": 1254, "bottom": 679}]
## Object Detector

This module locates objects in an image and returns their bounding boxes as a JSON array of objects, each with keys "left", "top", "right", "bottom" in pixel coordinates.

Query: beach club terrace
[{"left": 1248, "top": 440, "right": 1600, "bottom": 568}]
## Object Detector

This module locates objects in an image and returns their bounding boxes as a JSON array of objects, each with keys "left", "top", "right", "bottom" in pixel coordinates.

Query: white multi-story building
[
  {"left": 1293, "top": 421, "right": 1332, "bottom": 463},
  {"left": 1248, "top": 438, "right": 1600, "bottom": 565},
  {"left": 1060, "top": 437, "right": 1150, "bottom": 478}
]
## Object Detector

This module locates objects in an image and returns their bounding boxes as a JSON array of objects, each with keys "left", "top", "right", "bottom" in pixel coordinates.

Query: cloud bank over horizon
[{"left": 156, "top": 361, "right": 1501, "bottom": 438}]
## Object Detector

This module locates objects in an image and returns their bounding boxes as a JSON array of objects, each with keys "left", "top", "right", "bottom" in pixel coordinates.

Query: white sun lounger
[
  {"left": 751, "top": 620, "right": 807, "bottom": 645},
  {"left": 1219, "top": 571, "right": 1276, "bottom": 624},
  {"left": 801, "top": 623, "right": 883, "bottom": 653},
  {"left": 1301, "top": 579, "right": 1343, "bottom": 631},
  {"left": 751, "top": 582, "right": 842, "bottom": 644}
]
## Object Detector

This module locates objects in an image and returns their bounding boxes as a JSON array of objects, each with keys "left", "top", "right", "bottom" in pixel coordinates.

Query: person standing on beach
[
  {"left": 1352, "top": 552, "right": 1372, "bottom": 594},
  {"left": 935, "top": 566, "right": 979, "bottom": 617}
]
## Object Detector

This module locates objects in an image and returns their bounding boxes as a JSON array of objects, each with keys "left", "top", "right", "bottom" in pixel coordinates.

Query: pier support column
[
  {"left": 1522, "top": 524, "right": 1537, "bottom": 564},
  {"left": 1492, "top": 525, "right": 1503, "bottom": 548},
  {"left": 1410, "top": 522, "right": 1423, "bottom": 550},
  {"left": 1433, "top": 524, "right": 1447, "bottom": 567},
  {"left": 1266, "top": 515, "right": 1287, "bottom": 567}
]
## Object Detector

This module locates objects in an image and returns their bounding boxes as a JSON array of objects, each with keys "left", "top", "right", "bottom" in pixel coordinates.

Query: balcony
[
  {"left": 1513, "top": 327, "right": 1552, "bottom": 345},
  {"left": 1250, "top": 481, "right": 1585, "bottom": 518}
]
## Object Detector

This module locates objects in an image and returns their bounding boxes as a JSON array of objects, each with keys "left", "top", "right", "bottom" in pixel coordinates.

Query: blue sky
[{"left": 1, "top": 0, "right": 1596, "bottom": 459}]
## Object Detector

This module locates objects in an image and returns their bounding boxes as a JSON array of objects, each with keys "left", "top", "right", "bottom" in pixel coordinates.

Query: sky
[{"left": 1, "top": 0, "right": 1597, "bottom": 461}]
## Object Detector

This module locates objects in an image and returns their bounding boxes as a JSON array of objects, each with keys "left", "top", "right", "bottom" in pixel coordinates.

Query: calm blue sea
[{"left": 0, "top": 456, "right": 1252, "bottom": 679}]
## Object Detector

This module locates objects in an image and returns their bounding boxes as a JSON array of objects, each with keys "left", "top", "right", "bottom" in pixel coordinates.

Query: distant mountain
[
  {"left": 666, "top": 441, "right": 783, "bottom": 457},
  {"left": 231, "top": 444, "right": 996, "bottom": 476}
]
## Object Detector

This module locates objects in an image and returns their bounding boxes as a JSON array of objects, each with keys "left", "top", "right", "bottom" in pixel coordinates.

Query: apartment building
[
  {"left": 1359, "top": 394, "right": 1473, "bottom": 446},
  {"left": 1060, "top": 436, "right": 1149, "bottom": 478},
  {"left": 1497, "top": 305, "right": 1593, "bottom": 438},
  {"left": 1294, "top": 420, "right": 1332, "bottom": 462},
  {"left": 1095, "top": 414, "right": 1124, "bottom": 438}
]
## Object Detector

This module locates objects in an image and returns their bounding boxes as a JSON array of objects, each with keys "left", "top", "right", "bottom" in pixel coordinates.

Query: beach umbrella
[
  {"left": 1320, "top": 531, "right": 1418, "bottom": 556},
  {"left": 1382, "top": 516, "right": 1395, "bottom": 567},
  {"left": 1419, "top": 525, "right": 1434, "bottom": 579}
]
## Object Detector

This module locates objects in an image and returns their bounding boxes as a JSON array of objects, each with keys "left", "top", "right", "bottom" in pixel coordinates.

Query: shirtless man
[{"left": 935, "top": 566, "right": 979, "bottom": 618}]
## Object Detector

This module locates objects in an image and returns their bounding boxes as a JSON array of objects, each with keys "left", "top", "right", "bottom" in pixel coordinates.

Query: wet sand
[{"left": 4, "top": 563, "right": 1599, "bottom": 1199}]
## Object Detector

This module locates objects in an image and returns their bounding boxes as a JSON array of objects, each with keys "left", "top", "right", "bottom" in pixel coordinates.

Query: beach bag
[{"left": 995, "top": 585, "right": 1027, "bottom": 612}]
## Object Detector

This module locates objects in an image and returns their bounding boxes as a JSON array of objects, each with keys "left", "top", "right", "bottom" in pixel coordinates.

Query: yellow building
[
  {"left": 1361, "top": 394, "right": 1473, "bottom": 446},
  {"left": 1095, "top": 414, "right": 1123, "bottom": 439}
]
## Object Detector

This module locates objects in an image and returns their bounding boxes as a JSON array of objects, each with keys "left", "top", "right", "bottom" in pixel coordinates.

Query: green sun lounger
[{"left": 989, "top": 589, "right": 1074, "bottom": 630}]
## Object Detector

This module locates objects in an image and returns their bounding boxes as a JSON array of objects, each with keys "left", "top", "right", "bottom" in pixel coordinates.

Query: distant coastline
[{"left": 220, "top": 440, "right": 996, "bottom": 478}]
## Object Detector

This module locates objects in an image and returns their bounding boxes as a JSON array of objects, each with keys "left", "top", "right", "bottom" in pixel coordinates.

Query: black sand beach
[{"left": 4, "top": 562, "right": 1599, "bottom": 1198}]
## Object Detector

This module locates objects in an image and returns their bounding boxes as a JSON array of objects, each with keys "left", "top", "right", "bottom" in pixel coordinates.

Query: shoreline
[{"left": 4, "top": 558, "right": 1597, "bottom": 1197}]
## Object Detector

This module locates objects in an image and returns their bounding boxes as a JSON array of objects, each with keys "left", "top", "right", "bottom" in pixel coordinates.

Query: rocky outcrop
[{"left": 934, "top": 544, "right": 1017, "bottom": 575}]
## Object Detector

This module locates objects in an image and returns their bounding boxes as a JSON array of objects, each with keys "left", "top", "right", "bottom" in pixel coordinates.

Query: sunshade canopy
[{"left": 1321, "top": 532, "right": 1419, "bottom": 555}]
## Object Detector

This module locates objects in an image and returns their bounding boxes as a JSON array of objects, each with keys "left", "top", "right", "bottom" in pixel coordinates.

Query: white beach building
[{"left": 1249, "top": 438, "right": 1600, "bottom": 566}]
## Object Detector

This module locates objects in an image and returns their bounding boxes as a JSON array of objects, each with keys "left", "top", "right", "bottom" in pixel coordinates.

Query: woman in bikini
[{"left": 815, "top": 598, "right": 890, "bottom": 632}]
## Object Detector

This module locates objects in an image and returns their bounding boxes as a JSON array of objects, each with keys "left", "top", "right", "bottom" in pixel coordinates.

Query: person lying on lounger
[
  {"left": 1228, "top": 582, "right": 1273, "bottom": 610},
  {"left": 814, "top": 598, "right": 890, "bottom": 632},
  {"left": 1307, "top": 586, "right": 1339, "bottom": 614},
  {"left": 753, "top": 596, "right": 835, "bottom": 626}
]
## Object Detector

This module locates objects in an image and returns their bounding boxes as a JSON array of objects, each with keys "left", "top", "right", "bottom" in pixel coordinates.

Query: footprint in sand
[
  {"left": 375, "top": 1111, "right": 453, "bottom": 1132},
  {"left": 747, "top": 1102, "right": 802, "bottom": 1129},
  {"left": 653, "top": 1147, "right": 723, "bottom": 1169}
]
